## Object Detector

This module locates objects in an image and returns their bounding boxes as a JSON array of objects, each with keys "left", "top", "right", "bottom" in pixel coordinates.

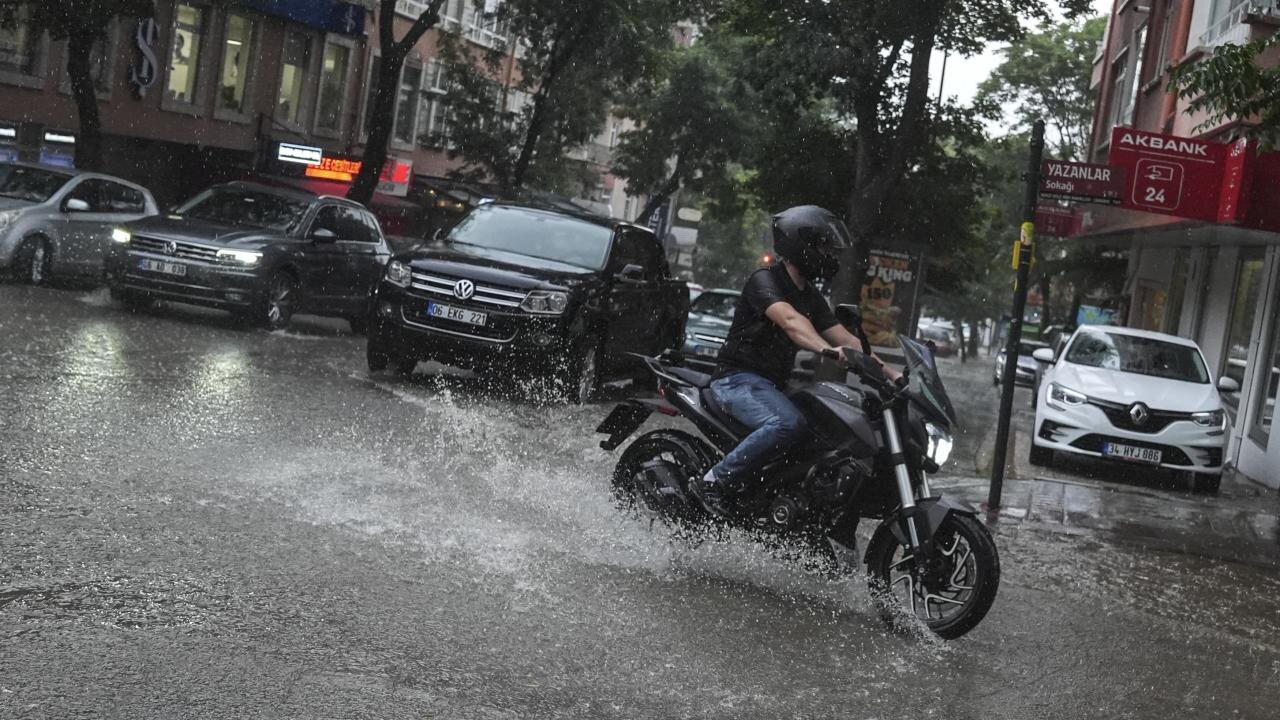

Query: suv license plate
[
  {"left": 427, "top": 302, "right": 487, "bottom": 326},
  {"left": 1102, "top": 441, "right": 1162, "bottom": 465},
  {"left": 138, "top": 258, "right": 187, "bottom": 276}
]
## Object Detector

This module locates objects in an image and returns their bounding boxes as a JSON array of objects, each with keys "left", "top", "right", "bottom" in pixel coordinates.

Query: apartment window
[
  {"left": 166, "top": 3, "right": 206, "bottom": 105},
  {"left": 0, "top": 7, "right": 45, "bottom": 84},
  {"left": 394, "top": 63, "right": 423, "bottom": 145},
  {"left": 277, "top": 32, "right": 313, "bottom": 125},
  {"left": 1155, "top": 0, "right": 1179, "bottom": 75},
  {"left": 1107, "top": 49, "right": 1131, "bottom": 132},
  {"left": 1205, "top": 0, "right": 1249, "bottom": 44},
  {"left": 217, "top": 13, "right": 252, "bottom": 114},
  {"left": 1130, "top": 24, "right": 1148, "bottom": 101},
  {"left": 421, "top": 96, "right": 452, "bottom": 148},
  {"left": 315, "top": 41, "right": 351, "bottom": 133}
]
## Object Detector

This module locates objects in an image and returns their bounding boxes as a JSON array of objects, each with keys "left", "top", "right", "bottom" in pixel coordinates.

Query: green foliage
[
  {"left": 0, "top": 0, "right": 153, "bottom": 39},
  {"left": 975, "top": 16, "right": 1107, "bottom": 160},
  {"left": 1170, "top": 32, "right": 1280, "bottom": 150},
  {"left": 440, "top": 0, "right": 693, "bottom": 192},
  {"left": 690, "top": 187, "right": 771, "bottom": 289},
  {"left": 611, "top": 31, "right": 757, "bottom": 220}
]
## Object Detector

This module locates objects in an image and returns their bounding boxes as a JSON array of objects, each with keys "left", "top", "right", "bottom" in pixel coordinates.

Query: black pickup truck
[{"left": 366, "top": 202, "right": 688, "bottom": 401}]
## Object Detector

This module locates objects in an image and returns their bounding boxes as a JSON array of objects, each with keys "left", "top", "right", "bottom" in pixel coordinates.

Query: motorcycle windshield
[{"left": 899, "top": 336, "right": 959, "bottom": 428}]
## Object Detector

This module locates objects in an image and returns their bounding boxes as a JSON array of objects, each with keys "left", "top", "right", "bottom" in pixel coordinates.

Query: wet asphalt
[{"left": 3, "top": 283, "right": 1280, "bottom": 719}]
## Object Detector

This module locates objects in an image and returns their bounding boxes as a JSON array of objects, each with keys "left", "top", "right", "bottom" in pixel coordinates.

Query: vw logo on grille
[
  {"left": 1129, "top": 402, "right": 1150, "bottom": 426},
  {"left": 163, "top": 240, "right": 178, "bottom": 256},
  {"left": 452, "top": 279, "right": 475, "bottom": 300}
]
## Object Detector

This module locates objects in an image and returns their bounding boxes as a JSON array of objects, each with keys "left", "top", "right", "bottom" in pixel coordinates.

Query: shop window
[
  {"left": 166, "top": 3, "right": 206, "bottom": 105},
  {"left": 277, "top": 32, "right": 313, "bottom": 126},
  {"left": 1221, "top": 247, "right": 1266, "bottom": 417},
  {"left": 1132, "top": 283, "right": 1167, "bottom": 332},
  {"left": 1252, "top": 283, "right": 1280, "bottom": 446},
  {"left": 394, "top": 63, "right": 423, "bottom": 145},
  {"left": 315, "top": 41, "right": 351, "bottom": 133},
  {"left": 0, "top": 7, "right": 46, "bottom": 87},
  {"left": 217, "top": 13, "right": 252, "bottom": 114}
]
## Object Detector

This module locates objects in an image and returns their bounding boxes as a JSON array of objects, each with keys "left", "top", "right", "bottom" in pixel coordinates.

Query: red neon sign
[{"left": 303, "top": 155, "right": 363, "bottom": 182}]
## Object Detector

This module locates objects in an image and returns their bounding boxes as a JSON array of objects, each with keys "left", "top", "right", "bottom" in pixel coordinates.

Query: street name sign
[
  {"left": 1034, "top": 204, "right": 1082, "bottom": 237},
  {"left": 1109, "top": 127, "right": 1250, "bottom": 224},
  {"left": 1039, "top": 160, "right": 1124, "bottom": 204}
]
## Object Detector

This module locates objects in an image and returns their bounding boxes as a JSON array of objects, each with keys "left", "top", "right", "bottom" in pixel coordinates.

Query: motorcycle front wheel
[{"left": 865, "top": 513, "right": 1000, "bottom": 640}]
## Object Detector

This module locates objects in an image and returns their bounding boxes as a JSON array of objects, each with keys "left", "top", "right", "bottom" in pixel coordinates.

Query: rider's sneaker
[{"left": 687, "top": 469, "right": 732, "bottom": 517}]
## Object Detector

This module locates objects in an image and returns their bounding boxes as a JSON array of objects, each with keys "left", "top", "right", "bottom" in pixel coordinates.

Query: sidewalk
[{"left": 934, "top": 472, "right": 1280, "bottom": 570}]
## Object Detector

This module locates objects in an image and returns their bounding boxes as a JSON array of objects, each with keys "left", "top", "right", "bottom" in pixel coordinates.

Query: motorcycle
[{"left": 596, "top": 304, "right": 1000, "bottom": 639}]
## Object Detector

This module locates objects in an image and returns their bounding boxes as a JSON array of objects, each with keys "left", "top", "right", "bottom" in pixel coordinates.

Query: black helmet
[{"left": 771, "top": 205, "right": 850, "bottom": 282}]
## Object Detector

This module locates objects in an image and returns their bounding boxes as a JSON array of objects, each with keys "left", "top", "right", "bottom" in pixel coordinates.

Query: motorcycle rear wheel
[
  {"left": 612, "top": 429, "right": 716, "bottom": 526},
  {"left": 865, "top": 513, "right": 999, "bottom": 640}
]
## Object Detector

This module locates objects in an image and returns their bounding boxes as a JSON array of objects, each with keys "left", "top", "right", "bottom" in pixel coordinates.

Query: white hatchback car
[{"left": 1030, "top": 326, "right": 1238, "bottom": 493}]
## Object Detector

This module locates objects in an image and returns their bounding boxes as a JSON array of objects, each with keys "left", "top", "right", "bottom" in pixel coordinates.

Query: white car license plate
[
  {"left": 427, "top": 302, "right": 487, "bottom": 326},
  {"left": 137, "top": 258, "right": 187, "bottom": 276},
  {"left": 1102, "top": 441, "right": 1162, "bottom": 465}
]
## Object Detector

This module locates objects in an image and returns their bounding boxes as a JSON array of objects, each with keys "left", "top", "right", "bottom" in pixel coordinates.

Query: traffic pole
[{"left": 987, "top": 119, "right": 1045, "bottom": 511}]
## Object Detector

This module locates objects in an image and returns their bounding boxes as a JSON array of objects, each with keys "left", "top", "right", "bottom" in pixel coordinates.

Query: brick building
[{"left": 1081, "top": 0, "right": 1280, "bottom": 486}]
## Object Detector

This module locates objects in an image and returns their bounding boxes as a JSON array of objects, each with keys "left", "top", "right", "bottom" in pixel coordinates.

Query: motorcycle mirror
[{"left": 835, "top": 304, "right": 862, "bottom": 328}]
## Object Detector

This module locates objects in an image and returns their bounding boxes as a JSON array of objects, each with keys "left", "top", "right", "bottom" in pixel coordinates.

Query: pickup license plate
[
  {"left": 1102, "top": 441, "right": 1162, "bottom": 465},
  {"left": 137, "top": 258, "right": 187, "bottom": 276},
  {"left": 426, "top": 302, "right": 487, "bottom": 326}
]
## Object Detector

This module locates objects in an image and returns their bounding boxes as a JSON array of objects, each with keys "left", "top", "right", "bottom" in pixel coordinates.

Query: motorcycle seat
[
  {"left": 701, "top": 389, "right": 753, "bottom": 439},
  {"left": 668, "top": 366, "right": 713, "bottom": 388}
]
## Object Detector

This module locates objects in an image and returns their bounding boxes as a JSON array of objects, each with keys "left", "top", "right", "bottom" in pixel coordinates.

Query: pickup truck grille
[
  {"left": 409, "top": 271, "right": 527, "bottom": 309},
  {"left": 130, "top": 235, "right": 220, "bottom": 263}
]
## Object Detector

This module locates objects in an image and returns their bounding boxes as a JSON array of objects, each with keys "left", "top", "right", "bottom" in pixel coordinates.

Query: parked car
[
  {"left": 0, "top": 162, "right": 157, "bottom": 284},
  {"left": 993, "top": 339, "right": 1052, "bottom": 387},
  {"left": 105, "top": 182, "right": 391, "bottom": 331},
  {"left": 687, "top": 282, "right": 705, "bottom": 301},
  {"left": 1030, "top": 326, "right": 1238, "bottom": 493},
  {"left": 681, "top": 288, "right": 739, "bottom": 372},
  {"left": 365, "top": 202, "right": 689, "bottom": 402},
  {"left": 918, "top": 324, "right": 958, "bottom": 357}
]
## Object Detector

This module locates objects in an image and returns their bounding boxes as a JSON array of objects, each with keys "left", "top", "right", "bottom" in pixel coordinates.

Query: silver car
[{"left": 0, "top": 163, "right": 158, "bottom": 284}]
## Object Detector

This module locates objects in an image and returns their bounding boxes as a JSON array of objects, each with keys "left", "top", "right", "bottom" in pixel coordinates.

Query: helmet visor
[{"left": 824, "top": 216, "right": 851, "bottom": 249}]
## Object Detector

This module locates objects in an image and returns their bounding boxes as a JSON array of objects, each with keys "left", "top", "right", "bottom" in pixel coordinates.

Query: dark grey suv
[{"left": 105, "top": 182, "right": 391, "bottom": 331}]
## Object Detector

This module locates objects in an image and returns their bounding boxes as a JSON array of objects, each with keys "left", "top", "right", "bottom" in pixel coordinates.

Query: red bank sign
[{"left": 1108, "top": 127, "right": 1252, "bottom": 224}]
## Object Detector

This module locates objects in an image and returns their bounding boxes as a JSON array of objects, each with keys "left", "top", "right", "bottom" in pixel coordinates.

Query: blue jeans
[{"left": 708, "top": 371, "right": 808, "bottom": 486}]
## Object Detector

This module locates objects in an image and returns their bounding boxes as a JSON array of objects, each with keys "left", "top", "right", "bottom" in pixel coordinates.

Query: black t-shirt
[{"left": 714, "top": 264, "right": 838, "bottom": 387}]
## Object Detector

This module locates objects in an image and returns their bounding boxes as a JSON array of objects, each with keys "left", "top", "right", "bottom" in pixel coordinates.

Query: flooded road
[{"left": 3, "top": 284, "right": 1279, "bottom": 719}]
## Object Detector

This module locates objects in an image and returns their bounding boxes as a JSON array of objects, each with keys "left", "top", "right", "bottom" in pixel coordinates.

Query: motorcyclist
[{"left": 686, "top": 205, "right": 895, "bottom": 517}]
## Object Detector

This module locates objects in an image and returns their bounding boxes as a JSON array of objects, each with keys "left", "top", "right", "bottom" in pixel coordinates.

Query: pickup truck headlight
[
  {"left": 1192, "top": 409, "right": 1225, "bottom": 428},
  {"left": 111, "top": 228, "right": 131, "bottom": 244},
  {"left": 385, "top": 260, "right": 412, "bottom": 287},
  {"left": 216, "top": 248, "right": 261, "bottom": 266},
  {"left": 1046, "top": 382, "right": 1087, "bottom": 411},
  {"left": 925, "top": 422, "right": 953, "bottom": 466},
  {"left": 521, "top": 290, "right": 568, "bottom": 314}
]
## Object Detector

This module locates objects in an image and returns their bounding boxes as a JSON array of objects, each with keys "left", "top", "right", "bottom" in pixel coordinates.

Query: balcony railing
[{"left": 1201, "top": 1, "right": 1280, "bottom": 46}]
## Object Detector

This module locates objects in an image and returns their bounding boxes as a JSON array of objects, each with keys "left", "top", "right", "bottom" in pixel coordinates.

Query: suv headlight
[
  {"left": 925, "top": 422, "right": 953, "bottom": 466},
  {"left": 521, "top": 290, "right": 569, "bottom": 314},
  {"left": 111, "top": 228, "right": 131, "bottom": 244},
  {"left": 1046, "top": 382, "right": 1087, "bottom": 410},
  {"left": 1192, "top": 409, "right": 1225, "bottom": 428},
  {"left": 385, "top": 260, "right": 412, "bottom": 287},
  {"left": 216, "top": 248, "right": 262, "bottom": 266}
]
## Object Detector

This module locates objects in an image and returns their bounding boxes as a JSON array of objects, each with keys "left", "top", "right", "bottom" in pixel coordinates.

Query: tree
[
  {"left": 440, "top": 0, "right": 690, "bottom": 194},
  {"left": 348, "top": 0, "right": 446, "bottom": 204},
  {"left": 0, "top": 1, "right": 153, "bottom": 170},
  {"left": 1170, "top": 32, "right": 1280, "bottom": 150},
  {"left": 611, "top": 32, "right": 756, "bottom": 224},
  {"left": 975, "top": 16, "right": 1107, "bottom": 161},
  {"left": 718, "top": 0, "right": 1094, "bottom": 317}
]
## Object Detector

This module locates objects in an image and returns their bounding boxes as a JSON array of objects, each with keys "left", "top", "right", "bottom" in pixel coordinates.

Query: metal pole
[{"left": 987, "top": 119, "right": 1045, "bottom": 511}]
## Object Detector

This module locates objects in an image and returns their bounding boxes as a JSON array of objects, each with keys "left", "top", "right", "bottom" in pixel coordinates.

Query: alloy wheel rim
[
  {"left": 578, "top": 347, "right": 597, "bottom": 402},
  {"left": 268, "top": 276, "right": 292, "bottom": 323},
  {"left": 886, "top": 532, "right": 977, "bottom": 624},
  {"left": 30, "top": 244, "right": 45, "bottom": 284}
]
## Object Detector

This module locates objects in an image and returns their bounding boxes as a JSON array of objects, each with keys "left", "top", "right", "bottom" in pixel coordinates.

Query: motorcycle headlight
[
  {"left": 521, "top": 290, "right": 569, "bottom": 315},
  {"left": 385, "top": 260, "right": 412, "bottom": 288},
  {"left": 925, "top": 422, "right": 953, "bottom": 466},
  {"left": 111, "top": 227, "right": 131, "bottom": 244},
  {"left": 1192, "top": 409, "right": 1225, "bottom": 428},
  {"left": 1046, "top": 382, "right": 1087, "bottom": 411},
  {"left": 216, "top": 248, "right": 262, "bottom": 266}
]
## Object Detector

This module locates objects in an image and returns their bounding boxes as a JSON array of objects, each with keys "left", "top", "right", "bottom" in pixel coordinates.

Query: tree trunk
[
  {"left": 348, "top": 53, "right": 404, "bottom": 205},
  {"left": 968, "top": 319, "right": 981, "bottom": 358},
  {"left": 66, "top": 33, "right": 103, "bottom": 171},
  {"left": 954, "top": 319, "right": 966, "bottom": 363}
]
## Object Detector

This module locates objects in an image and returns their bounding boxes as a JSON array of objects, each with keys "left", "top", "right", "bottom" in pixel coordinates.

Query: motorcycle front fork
[{"left": 882, "top": 408, "right": 928, "bottom": 552}]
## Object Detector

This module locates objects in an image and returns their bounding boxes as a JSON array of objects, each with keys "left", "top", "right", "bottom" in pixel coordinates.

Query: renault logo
[
  {"left": 1129, "top": 402, "right": 1150, "bottom": 426},
  {"left": 452, "top": 279, "right": 475, "bottom": 300},
  {"left": 164, "top": 240, "right": 177, "bottom": 256}
]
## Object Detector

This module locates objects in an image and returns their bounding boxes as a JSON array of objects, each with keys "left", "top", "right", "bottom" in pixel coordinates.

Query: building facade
[{"left": 1083, "top": 0, "right": 1280, "bottom": 487}]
